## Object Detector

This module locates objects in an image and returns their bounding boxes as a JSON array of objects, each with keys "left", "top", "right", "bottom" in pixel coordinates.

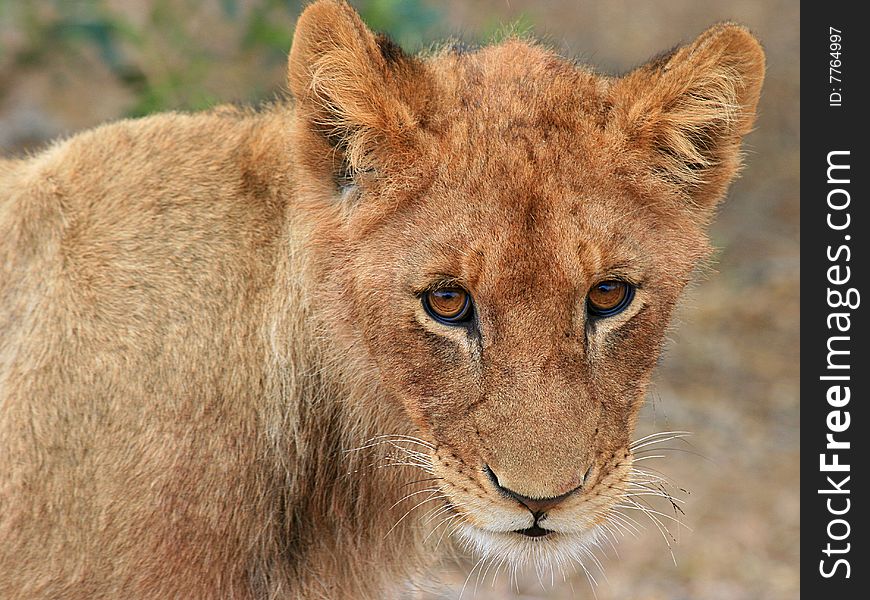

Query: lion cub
[{"left": 0, "top": 1, "right": 763, "bottom": 598}]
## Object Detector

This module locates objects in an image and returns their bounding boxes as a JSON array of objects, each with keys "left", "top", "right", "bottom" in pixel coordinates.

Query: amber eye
[
  {"left": 422, "top": 288, "right": 472, "bottom": 325},
  {"left": 587, "top": 280, "right": 635, "bottom": 318}
]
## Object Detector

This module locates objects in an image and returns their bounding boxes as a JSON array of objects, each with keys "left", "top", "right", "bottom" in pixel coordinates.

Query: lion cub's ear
[
  {"left": 612, "top": 24, "right": 765, "bottom": 214},
  {"left": 288, "top": 0, "right": 426, "bottom": 186}
]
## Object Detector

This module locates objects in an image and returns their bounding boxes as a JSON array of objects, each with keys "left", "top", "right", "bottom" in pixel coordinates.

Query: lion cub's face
[
  {"left": 341, "top": 134, "right": 703, "bottom": 562},
  {"left": 289, "top": 1, "right": 763, "bottom": 568}
]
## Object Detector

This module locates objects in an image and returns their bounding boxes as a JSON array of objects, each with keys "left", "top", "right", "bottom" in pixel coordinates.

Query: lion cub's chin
[{"left": 455, "top": 521, "right": 604, "bottom": 573}]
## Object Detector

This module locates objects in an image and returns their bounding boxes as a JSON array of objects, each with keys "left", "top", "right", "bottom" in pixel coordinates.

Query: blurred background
[{"left": 0, "top": 1, "right": 799, "bottom": 598}]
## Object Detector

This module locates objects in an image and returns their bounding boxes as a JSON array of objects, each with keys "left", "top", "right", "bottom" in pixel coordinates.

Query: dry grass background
[{"left": 0, "top": 1, "right": 799, "bottom": 598}]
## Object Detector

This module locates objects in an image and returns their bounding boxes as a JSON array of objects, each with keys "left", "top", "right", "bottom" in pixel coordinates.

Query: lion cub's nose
[{"left": 484, "top": 465, "right": 584, "bottom": 514}]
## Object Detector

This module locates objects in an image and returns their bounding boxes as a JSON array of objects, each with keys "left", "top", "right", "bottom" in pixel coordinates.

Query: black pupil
[
  {"left": 435, "top": 290, "right": 460, "bottom": 302},
  {"left": 434, "top": 290, "right": 463, "bottom": 316}
]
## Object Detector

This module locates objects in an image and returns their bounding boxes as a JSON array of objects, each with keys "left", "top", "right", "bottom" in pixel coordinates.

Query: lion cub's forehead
[
  {"left": 364, "top": 41, "right": 706, "bottom": 287},
  {"left": 427, "top": 41, "right": 610, "bottom": 138},
  {"left": 402, "top": 181, "right": 650, "bottom": 294},
  {"left": 414, "top": 41, "right": 621, "bottom": 199}
]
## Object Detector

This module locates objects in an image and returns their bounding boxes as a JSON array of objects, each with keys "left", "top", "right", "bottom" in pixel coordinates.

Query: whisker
[
  {"left": 474, "top": 554, "right": 494, "bottom": 598},
  {"left": 598, "top": 520, "right": 625, "bottom": 554},
  {"left": 458, "top": 555, "right": 487, "bottom": 600},
  {"left": 575, "top": 555, "right": 599, "bottom": 597},
  {"left": 421, "top": 502, "right": 455, "bottom": 527},
  {"left": 384, "top": 491, "right": 445, "bottom": 539},
  {"left": 628, "top": 466, "right": 673, "bottom": 488},
  {"left": 376, "top": 460, "right": 433, "bottom": 472},
  {"left": 480, "top": 552, "right": 502, "bottom": 589},
  {"left": 582, "top": 544, "right": 607, "bottom": 581},
  {"left": 426, "top": 511, "right": 464, "bottom": 546},
  {"left": 614, "top": 501, "right": 689, "bottom": 528},
  {"left": 624, "top": 491, "right": 686, "bottom": 505},
  {"left": 619, "top": 496, "right": 688, "bottom": 565},
  {"left": 344, "top": 433, "right": 435, "bottom": 454},
  {"left": 631, "top": 454, "right": 666, "bottom": 462},
  {"left": 388, "top": 487, "right": 443, "bottom": 511},
  {"left": 438, "top": 516, "right": 468, "bottom": 551},
  {"left": 608, "top": 509, "right": 644, "bottom": 535},
  {"left": 629, "top": 430, "right": 692, "bottom": 448},
  {"left": 365, "top": 433, "right": 435, "bottom": 449},
  {"left": 603, "top": 525, "right": 622, "bottom": 558},
  {"left": 400, "top": 476, "right": 444, "bottom": 488},
  {"left": 633, "top": 446, "right": 713, "bottom": 464}
]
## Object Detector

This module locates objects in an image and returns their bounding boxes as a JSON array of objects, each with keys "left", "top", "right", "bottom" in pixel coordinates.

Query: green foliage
[
  {"left": 357, "top": 0, "right": 442, "bottom": 52},
  {"left": 1, "top": 0, "right": 449, "bottom": 117},
  {"left": 482, "top": 13, "right": 535, "bottom": 44},
  {"left": 1, "top": 0, "right": 134, "bottom": 68}
]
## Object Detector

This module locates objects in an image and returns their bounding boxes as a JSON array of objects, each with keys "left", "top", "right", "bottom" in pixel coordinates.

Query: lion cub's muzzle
[{"left": 483, "top": 464, "right": 588, "bottom": 537}]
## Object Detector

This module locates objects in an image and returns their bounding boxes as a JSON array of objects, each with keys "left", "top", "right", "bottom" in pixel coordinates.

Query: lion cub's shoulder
[
  {"left": 1, "top": 105, "right": 292, "bottom": 237},
  {"left": 0, "top": 105, "right": 293, "bottom": 341}
]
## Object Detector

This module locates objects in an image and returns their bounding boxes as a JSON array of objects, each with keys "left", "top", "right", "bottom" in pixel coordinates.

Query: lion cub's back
[
  {"left": 0, "top": 109, "right": 291, "bottom": 596},
  {"left": 1, "top": 109, "right": 289, "bottom": 371}
]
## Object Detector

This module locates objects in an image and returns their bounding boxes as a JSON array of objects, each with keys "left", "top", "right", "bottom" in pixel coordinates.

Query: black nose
[{"left": 484, "top": 465, "right": 584, "bottom": 516}]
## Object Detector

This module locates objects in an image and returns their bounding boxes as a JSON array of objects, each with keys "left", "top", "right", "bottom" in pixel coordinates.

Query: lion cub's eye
[
  {"left": 422, "top": 288, "right": 472, "bottom": 325},
  {"left": 587, "top": 280, "right": 635, "bottom": 318}
]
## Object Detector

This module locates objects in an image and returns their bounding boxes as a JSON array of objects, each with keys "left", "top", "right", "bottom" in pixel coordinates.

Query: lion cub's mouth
[{"left": 514, "top": 524, "right": 552, "bottom": 538}]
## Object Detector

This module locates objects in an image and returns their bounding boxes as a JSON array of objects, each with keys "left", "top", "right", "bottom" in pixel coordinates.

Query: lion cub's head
[{"left": 287, "top": 0, "right": 763, "bottom": 569}]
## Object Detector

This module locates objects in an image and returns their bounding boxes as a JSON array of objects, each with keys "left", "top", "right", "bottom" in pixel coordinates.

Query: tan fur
[{"left": 0, "top": 2, "right": 764, "bottom": 598}]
